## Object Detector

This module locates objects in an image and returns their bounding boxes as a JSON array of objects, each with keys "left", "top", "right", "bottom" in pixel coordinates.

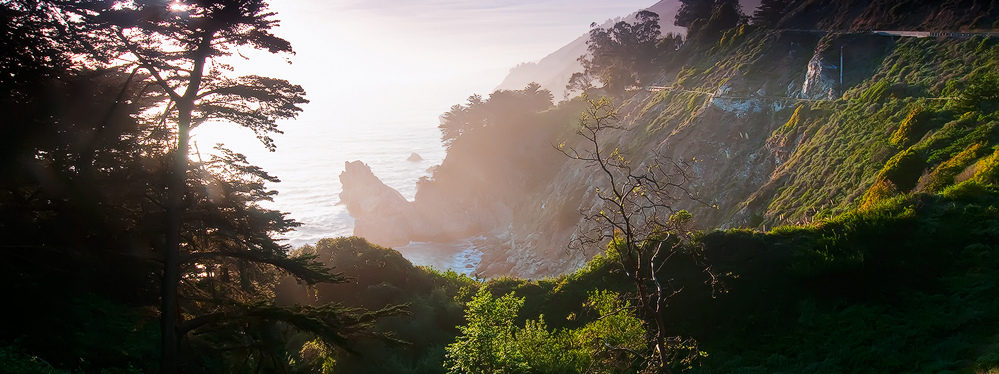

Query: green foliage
[
  {"left": 922, "top": 141, "right": 989, "bottom": 192},
  {"left": 785, "top": 199, "right": 917, "bottom": 281},
  {"left": 516, "top": 318, "right": 585, "bottom": 374},
  {"left": 675, "top": 67, "right": 702, "bottom": 89},
  {"left": 773, "top": 104, "right": 807, "bottom": 137},
  {"left": 938, "top": 179, "right": 991, "bottom": 200},
  {"left": 675, "top": 0, "right": 715, "bottom": 29},
  {"left": 575, "top": 291, "right": 648, "bottom": 373},
  {"left": 0, "top": 345, "right": 68, "bottom": 374},
  {"left": 924, "top": 118, "right": 998, "bottom": 165},
  {"left": 955, "top": 73, "right": 999, "bottom": 114},
  {"left": 439, "top": 83, "right": 554, "bottom": 148},
  {"left": 696, "top": 0, "right": 745, "bottom": 41},
  {"left": 151, "top": 188, "right": 999, "bottom": 374},
  {"left": 715, "top": 24, "right": 750, "bottom": 51},
  {"left": 857, "top": 80, "right": 890, "bottom": 102},
  {"left": 277, "top": 237, "right": 475, "bottom": 374},
  {"left": 579, "top": 11, "right": 670, "bottom": 95},
  {"left": 445, "top": 287, "right": 648, "bottom": 374},
  {"left": 968, "top": 146, "right": 999, "bottom": 185},
  {"left": 760, "top": 35, "right": 999, "bottom": 225},
  {"left": 691, "top": 191, "right": 999, "bottom": 373},
  {"left": 445, "top": 288, "right": 529, "bottom": 374},
  {"left": 889, "top": 107, "right": 933, "bottom": 147},
  {"left": 751, "top": 0, "right": 791, "bottom": 27},
  {"left": 878, "top": 147, "right": 926, "bottom": 192},
  {"left": 858, "top": 176, "right": 900, "bottom": 210}
]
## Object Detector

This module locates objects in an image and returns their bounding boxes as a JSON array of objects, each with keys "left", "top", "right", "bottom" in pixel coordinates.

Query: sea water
[{"left": 192, "top": 118, "right": 482, "bottom": 276}]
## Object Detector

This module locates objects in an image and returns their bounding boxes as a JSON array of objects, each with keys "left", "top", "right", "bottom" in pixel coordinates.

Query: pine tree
[
  {"left": 80, "top": 2, "right": 311, "bottom": 370},
  {"left": 675, "top": 0, "right": 716, "bottom": 29},
  {"left": 0, "top": 1, "right": 396, "bottom": 372},
  {"left": 752, "top": 0, "right": 792, "bottom": 27},
  {"left": 578, "top": 11, "right": 664, "bottom": 95}
]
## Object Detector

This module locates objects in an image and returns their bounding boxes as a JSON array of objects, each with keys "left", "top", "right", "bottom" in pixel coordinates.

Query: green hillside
[
  {"left": 278, "top": 191, "right": 999, "bottom": 373},
  {"left": 3, "top": 0, "right": 999, "bottom": 373}
]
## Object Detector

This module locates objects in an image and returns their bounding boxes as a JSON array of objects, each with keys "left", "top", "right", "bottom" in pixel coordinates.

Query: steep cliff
[{"left": 341, "top": 2, "right": 999, "bottom": 278}]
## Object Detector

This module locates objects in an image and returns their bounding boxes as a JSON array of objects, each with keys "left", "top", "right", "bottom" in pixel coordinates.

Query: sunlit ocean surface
[{"left": 192, "top": 117, "right": 480, "bottom": 274}]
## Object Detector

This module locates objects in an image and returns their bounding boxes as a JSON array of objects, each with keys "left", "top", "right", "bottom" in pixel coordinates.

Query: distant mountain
[
  {"left": 496, "top": 0, "right": 762, "bottom": 99},
  {"left": 495, "top": 0, "right": 683, "bottom": 99}
]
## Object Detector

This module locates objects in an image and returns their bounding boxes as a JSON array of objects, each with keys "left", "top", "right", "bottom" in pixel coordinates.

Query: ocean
[{"left": 192, "top": 117, "right": 483, "bottom": 275}]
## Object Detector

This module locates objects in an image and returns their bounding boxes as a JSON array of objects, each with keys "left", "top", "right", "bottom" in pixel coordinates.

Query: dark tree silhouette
[
  {"left": 81, "top": 2, "right": 312, "bottom": 370},
  {"left": 438, "top": 83, "right": 553, "bottom": 149},
  {"left": 706, "top": 0, "right": 745, "bottom": 33},
  {"left": 567, "top": 71, "right": 595, "bottom": 96},
  {"left": 752, "top": 0, "right": 792, "bottom": 27},
  {"left": 0, "top": 0, "right": 402, "bottom": 372},
  {"left": 0, "top": 61, "right": 392, "bottom": 371},
  {"left": 675, "top": 0, "right": 716, "bottom": 29},
  {"left": 558, "top": 97, "right": 716, "bottom": 374},
  {"left": 577, "top": 11, "right": 669, "bottom": 96}
]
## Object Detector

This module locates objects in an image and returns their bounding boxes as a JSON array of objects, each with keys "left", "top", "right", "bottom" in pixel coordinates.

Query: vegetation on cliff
[
  {"left": 4, "top": 0, "right": 999, "bottom": 373},
  {"left": 224, "top": 188, "right": 999, "bottom": 373},
  {"left": 318, "top": 0, "right": 999, "bottom": 371}
]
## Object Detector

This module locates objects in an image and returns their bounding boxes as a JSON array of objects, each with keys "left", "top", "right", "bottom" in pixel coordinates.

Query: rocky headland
[{"left": 339, "top": 160, "right": 512, "bottom": 251}]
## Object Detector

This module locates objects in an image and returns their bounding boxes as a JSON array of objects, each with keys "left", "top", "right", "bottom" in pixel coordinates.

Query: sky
[
  {"left": 188, "top": 0, "right": 668, "bottom": 245},
  {"left": 213, "top": 0, "right": 662, "bottom": 128},
  {"left": 191, "top": 0, "right": 665, "bottom": 243}
]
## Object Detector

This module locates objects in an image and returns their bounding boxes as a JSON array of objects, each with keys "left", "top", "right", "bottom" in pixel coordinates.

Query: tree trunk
[
  {"left": 653, "top": 312, "right": 673, "bottom": 374},
  {"left": 630, "top": 258, "right": 673, "bottom": 374},
  {"left": 160, "top": 34, "right": 209, "bottom": 374},
  {"left": 160, "top": 114, "right": 188, "bottom": 374}
]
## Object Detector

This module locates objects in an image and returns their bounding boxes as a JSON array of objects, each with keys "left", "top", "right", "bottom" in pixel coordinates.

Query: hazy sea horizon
[{"left": 192, "top": 117, "right": 485, "bottom": 274}]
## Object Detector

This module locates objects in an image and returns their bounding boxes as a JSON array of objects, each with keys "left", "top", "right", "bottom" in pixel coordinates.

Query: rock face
[
  {"left": 338, "top": 160, "right": 510, "bottom": 248},
  {"left": 800, "top": 51, "right": 840, "bottom": 100},
  {"left": 407, "top": 153, "right": 422, "bottom": 162},
  {"left": 339, "top": 32, "right": 872, "bottom": 278},
  {"left": 337, "top": 3, "right": 990, "bottom": 279},
  {"left": 338, "top": 161, "right": 413, "bottom": 247}
]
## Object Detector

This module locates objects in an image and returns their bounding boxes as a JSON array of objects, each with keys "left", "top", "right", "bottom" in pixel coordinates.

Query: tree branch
[{"left": 114, "top": 28, "right": 182, "bottom": 103}]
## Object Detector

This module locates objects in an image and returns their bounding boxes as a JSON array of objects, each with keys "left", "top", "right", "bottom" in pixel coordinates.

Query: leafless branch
[{"left": 558, "top": 96, "right": 716, "bottom": 374}]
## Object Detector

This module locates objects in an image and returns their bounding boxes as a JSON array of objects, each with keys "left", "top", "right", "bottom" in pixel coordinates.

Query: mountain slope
[
  {"left": 492, "top": 29, "right": 998, "bottom": 277},
  {"left": 495, "top": 0, "right": 685, "bottom": 99},
  {"left": 341, "top": 1, "right": 999, "bottom": 278}
]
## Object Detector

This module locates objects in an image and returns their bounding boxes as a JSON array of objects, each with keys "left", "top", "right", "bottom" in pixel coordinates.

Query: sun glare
[{"left": 169, "top": 2, "right": 190, "bottom": 12}]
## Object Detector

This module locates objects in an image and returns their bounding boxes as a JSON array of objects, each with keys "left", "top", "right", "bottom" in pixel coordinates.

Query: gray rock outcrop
[
  {"left": 338, "top": 160, "right": 510, "bottom": 248},
  {"left": 338, "top": 161, "right": 414, "bottom": 247}
]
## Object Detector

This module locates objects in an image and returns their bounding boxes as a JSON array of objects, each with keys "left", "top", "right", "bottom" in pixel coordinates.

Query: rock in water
[
  {"left": 338, "top": 161, "right": 408, "bottom": 216},
  {"left": 338, "top": 160, "right": 498, "bottom": 248},
  {"left": 338, "top": 161, "right": 413, "bottom": 247},
  {"left": 407, "top": 152, "right": 423, "bottom": 162}
]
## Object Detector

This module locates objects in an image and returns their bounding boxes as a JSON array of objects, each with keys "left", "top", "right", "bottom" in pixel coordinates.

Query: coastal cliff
[
  {"left": 339, "top": 160, "right": 512, "bottom": 248},
  {"left": 341, "top": 1, "right": 999, "bottom": 278}
]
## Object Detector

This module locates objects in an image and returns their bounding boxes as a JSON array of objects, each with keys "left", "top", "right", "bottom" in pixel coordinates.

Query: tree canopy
[
  {"left": 439, "top": 83, "right": 553, "bottom": 149},
  {"left": 751, "top": 0, "right": 792, "bottom": 27},
  {"left": 573, "top": 11, "right": 682, "bottom": 96},
  {"left": 675, "top": 0, "right": 715, "bottom": 29},
  {"left": 0, "top": 1, "right": 389, "bottom": 372},
  {"left": 675, "top": 0, "right": 745, "bottom": 41}
]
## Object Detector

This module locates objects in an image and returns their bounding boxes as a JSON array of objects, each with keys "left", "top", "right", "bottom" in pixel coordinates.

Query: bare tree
[{"left": 557, "top": 96, "right": 715, "bottom": 373}]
